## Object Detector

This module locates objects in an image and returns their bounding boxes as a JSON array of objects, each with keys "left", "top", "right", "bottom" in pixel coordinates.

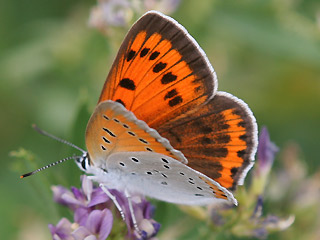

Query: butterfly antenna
[
  {"left": 20, "top": 156, "right": 79, "bottom": 178},
  {"left": 32, "top": 124, "right": 86, "bottom": 154}
]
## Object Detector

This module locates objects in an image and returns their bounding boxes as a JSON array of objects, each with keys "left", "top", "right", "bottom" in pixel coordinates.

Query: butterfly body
[{"left": 82, "top": 11, "right": 258, "bottom": 206}]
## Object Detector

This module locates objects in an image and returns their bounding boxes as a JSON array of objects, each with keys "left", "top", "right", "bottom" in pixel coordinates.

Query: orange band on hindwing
[{"left": 160, "top": 92, "right": 257, "bottom": 191}]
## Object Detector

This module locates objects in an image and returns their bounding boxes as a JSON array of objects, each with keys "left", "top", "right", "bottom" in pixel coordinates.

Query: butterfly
[{"left": 22, "top": 10, "right": 258, "bottom": 233}]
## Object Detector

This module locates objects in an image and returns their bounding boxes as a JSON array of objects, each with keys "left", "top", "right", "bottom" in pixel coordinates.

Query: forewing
[
  {"left": 85, "top": 101, "right": 187, "bottom": 167},
  {"left": 98, "top": 11, "right": 216, "bottom": 128}
]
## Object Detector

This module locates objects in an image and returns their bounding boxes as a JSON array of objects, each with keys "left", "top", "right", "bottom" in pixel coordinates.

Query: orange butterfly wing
[
  {"left": 98, "top": 11, "right": 216, "bottom": 128},
  {"left": 86, "top": 101, "right": 187, "bottom": 166},
  {"left": 94, "top": 11, "right": 258, "bottom": 191},
  {"left": 158, "top": 92, "right": 258, "bottom": 190}
]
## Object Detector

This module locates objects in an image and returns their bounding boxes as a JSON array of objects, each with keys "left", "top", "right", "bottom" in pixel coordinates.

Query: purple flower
[
  {"left": 251, "top": 214, "right": 295, "bottom": 239},
  {"left": 49, "top": 218, "right": 74, "bottom": 240},
  {"left": 107, "top": 190, "right": 160, "bottom": 239},
  {"left": 88, "top": 0, "right": 133, "bottom": 33},
  {"left": 72, "top": 209, "right": 113, "bottom": 240},
  {"left": 252, "top": 195, "right": 264, "bottom": 219},
  {"left": 88, "top": 0, "right": 181, "bottom": 35},
  {"left": 256, "top": 127, "right": 279, "bottom": 177},
  {"left": 52, "top": 175, "right": 109, "bottom": 210},
  {"left": 128, "top": 197, "right": 160, "bottom": 239},
  {"left": 49, "top": 175, "right": 160, "bottom": 240}
]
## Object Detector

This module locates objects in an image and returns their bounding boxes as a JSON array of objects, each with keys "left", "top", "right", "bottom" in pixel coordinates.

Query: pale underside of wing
[
  {"left": 103, "top": 152, "right": 236, "bottom": 205},
  {"left": 85, "top": 101, "right": 187, "bottom": 167}
]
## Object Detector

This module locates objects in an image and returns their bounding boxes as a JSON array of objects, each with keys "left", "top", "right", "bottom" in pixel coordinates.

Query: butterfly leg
[
  {"left": 124, "top": 189, "right": 141, "bottom": 235},
  {"left": 99, "top": 184, "right": 126, "bottom": 221}
]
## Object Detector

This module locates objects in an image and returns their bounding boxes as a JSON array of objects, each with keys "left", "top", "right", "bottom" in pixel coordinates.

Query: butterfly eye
[
  {"left": 81, "top": 158, "right": 87, "bottom": 170},
  {"left": 79, "top": 153, "right": 91, "bottom": 171}
]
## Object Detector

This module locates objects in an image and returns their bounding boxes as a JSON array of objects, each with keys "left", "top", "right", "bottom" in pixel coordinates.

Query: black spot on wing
[
  {"left": 115, "top": 99, "right": 125, "bottom": 107},
  {"left": 119, "top": 78, "right": 136, "bottom": 90},
  {"left": 195, "top": 194, "right": 204, "bottom": 196},
  {"left": 164, "top": 89, "right": 178, "bottom": 100},
  {"left": 102, "top": 136, "right": 110, "bottom": 144},
  {"left": 139, "top": 138, "right": 148, "bottom": 144},
  {"left": 149, "top": 51, "right": 160, "bottom": 60},
  {"left": 161, "top": 72, "right": 177, "bottom": 84},
  {"left": 238, "top": 121, "right": 246, "bottom": 128},
  {"left": 237, "top": 150, "right": 246, "bottom": 158},
  {"left": 103, "top": 128, "right": 116, "bottom": 137},
  {"left": 153, "top": 62, "right": 167, "bottom": 73},
  {"left": 131, "top": 157, "right": 139, "bottom": 163},
  {"left": 127, "top": 50, "right": 136, "bottom": 61},
  {"left": 140, "top": 48, "right": 149, "bottom": 57},
  {"left": 231, "top": 167, "right": 239, "bottom": 178},
  {"left": 240, "top": 134, "right": 247, "bottom": 141},
  {"left": 168, "top": 96, "right": 183, "bottom": 107},
  {"left": 161, "top": 173, "right": 167, "bottom": 178},
  {"left": 161, "top": 158, "right": 169, "bottom": 164}
]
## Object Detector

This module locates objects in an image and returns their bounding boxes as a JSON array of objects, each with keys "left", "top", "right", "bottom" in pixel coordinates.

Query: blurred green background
[{"left": 1, "top": 0, "right": 319, "bottom": 239}]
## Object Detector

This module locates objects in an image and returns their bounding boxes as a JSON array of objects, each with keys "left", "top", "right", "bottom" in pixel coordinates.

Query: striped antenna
[
  {"left": 20, "top": 124, "right": 86, "bottom": 178},
  {"left": 20, "top": 156, "right": 79, "bottom": 178}
]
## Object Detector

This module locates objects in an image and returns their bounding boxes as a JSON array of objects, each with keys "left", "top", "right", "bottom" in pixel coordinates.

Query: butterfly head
[{"left": 75, "top": 151, "right": 91, "bottom": 172}]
